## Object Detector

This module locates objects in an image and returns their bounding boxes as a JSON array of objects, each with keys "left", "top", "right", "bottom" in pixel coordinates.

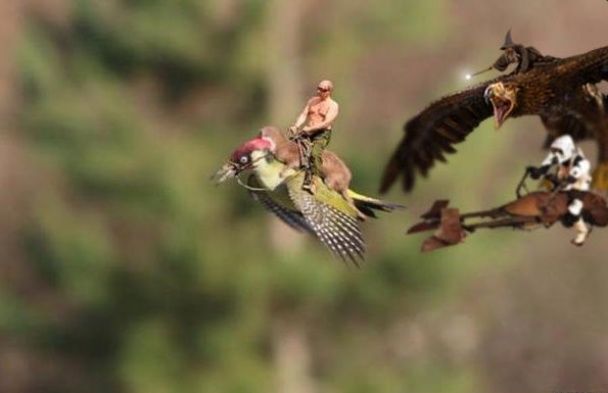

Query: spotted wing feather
[
  {"left": 247, "top": 176, "right": 314, "bottom": 235},
  {"left": 288, "top": 186, "right": 365, "bottom": 264}
]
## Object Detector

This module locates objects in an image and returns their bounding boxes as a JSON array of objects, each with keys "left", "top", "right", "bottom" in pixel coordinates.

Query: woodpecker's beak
[{"left": 212, "top": 162, "right": 239, "bottom": 184}]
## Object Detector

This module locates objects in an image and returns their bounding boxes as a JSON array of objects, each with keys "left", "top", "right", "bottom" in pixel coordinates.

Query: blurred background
[{"left": 2, "top": 0, "right": 608, "bottom": 392}]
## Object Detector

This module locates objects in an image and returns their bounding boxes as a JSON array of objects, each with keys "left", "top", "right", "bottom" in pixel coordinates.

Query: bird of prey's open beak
[{"left": 484, "top": 82, "right": 516, "bottom": 129}]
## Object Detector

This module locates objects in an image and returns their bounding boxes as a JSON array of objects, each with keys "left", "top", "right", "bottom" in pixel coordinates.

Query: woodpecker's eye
[{"left": 239, "top": 155, "right": 249, "bottom": 164}]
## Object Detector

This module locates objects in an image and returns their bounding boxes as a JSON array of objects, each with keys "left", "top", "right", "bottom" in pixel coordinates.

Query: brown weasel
[{"left": 259, "top": 126, "right": 361, "bottom": 217}]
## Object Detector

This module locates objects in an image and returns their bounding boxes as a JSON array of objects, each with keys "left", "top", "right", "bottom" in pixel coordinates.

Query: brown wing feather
[
  {"left": 540, "top": 88, "right": 605, "bottom": 148},
  {"left": 541, "top": 113, "right": 592, "bottom": 148},
  {"left": 559, "top": 46, "right": 608, "bottom": 86},
  {"left": 380, "top": 81, "right": 496, "bottom": 193}
]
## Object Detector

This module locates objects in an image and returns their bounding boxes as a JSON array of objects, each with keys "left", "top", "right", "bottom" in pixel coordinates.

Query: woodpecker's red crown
[{"left": 230, "top": 136, "right": 273, "bottom": 168}]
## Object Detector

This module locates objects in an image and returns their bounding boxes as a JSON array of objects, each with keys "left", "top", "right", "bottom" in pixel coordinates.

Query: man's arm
[
  {"left": 528, "top": 151, "right": 558, "bottom": 179},
  {"left": 302, "top": 102, "right": 339, "bottom": 135},
  {"left": 541, "top": 151, "right": 559, "bottom": 167},
  {"left": 292, "top": 102, "right": 311, "bottom": 130}
]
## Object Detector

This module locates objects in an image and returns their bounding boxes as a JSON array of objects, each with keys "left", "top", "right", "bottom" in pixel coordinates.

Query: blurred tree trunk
[
  {"left": 0, "top": 3, "right": 38, "bottom": 392},
  {"left": 265, "top": 0, "right": 306, "bottom": 252},
  {"left": 0, "top": 0, "right": 27, "bottom": 271},
  {"left": 272, "top": 317, "right": 317, "bottom": 393},
  {"left": 266, "top": 0, "right": 305, "bottom": 125},
  {"left": 266, "top": 2, "right": 317, "bottom": 393},
  {"left": 0, "top": 0, "right": 24, "bottom": 122}
]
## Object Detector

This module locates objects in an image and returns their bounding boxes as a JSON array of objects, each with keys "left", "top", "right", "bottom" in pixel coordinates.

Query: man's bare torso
[{"left": 306, "top": 97, "right": 337, "bottom": 129}]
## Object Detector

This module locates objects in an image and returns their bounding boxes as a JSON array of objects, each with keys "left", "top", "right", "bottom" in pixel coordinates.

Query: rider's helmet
[{"left": 549, "top": 135, "right": 576, "bottom": 163}]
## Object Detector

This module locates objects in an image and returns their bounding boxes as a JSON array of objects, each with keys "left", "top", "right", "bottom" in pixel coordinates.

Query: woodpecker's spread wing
[
  {"left": 287, "top": 175, "right": 365, "bottom": 264},
  {"left": 380, "top": 80, "right": 498, "bottom": 193},
  {"left": 247, "top": 176, "right": 314, "bottom": 235}
]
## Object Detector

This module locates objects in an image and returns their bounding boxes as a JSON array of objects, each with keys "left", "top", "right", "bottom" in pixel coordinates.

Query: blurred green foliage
[
  {"left": 12, "top": 1, "right": 469, "bottom": 392},
  {"left": 9, "top": 0, "right": 608, "bottom": 392}
]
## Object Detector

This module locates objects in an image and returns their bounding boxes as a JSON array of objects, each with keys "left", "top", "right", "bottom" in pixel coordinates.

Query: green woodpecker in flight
[{"left": 214, "top": 126, "right": 402, "bottom": 264}]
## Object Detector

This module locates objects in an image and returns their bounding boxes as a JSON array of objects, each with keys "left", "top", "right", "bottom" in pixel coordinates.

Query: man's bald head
[
  {"left": 317, "top": 80, "right": 334, "bottom": 92},
  {"left": 316, "top": 80, "right": 334, "bottom": 98}
]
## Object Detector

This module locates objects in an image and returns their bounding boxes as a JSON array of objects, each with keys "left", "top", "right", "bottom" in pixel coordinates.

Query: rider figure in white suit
[{"left": 528, "top": 135, "right": 592, "bottom": 246}]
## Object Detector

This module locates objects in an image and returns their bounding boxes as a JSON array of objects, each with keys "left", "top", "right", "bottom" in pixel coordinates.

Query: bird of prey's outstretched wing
[
  {"left": 380, "top": 45, "right": 608, "bottom": 194},
  {"left": 559, "top": 46, "right": 608, "bottom": 86},
  {"left": 541, "top": 113, "right": 593, "bottom": 148},
  {"left": 380, "top": 80, "right": 498, "bottom": 193},
  {"left": 541, "top": 86, "right": 606, "bottom": 148},
  {"left": 247, "top": 175, "right": 314, "bottom": 235}
]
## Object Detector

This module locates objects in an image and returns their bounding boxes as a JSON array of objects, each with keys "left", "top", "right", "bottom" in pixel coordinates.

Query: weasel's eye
[{"left": 240, "top": 156, "right": 249, "bottom": 164}]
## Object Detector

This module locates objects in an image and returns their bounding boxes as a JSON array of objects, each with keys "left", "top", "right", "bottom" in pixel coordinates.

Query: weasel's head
[{"left": 258, "top": 126, "right": 284, "bottom": 150}]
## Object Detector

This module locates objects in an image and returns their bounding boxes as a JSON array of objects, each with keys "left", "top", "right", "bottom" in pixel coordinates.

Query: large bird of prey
[{"left": 380, "top": 37, "right": 608, "bottom": 194}]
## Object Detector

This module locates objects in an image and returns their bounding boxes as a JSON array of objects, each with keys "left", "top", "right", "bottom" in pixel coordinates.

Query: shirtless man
[{"left": 290, "top": 80, "right": 339, "bottom": 193}]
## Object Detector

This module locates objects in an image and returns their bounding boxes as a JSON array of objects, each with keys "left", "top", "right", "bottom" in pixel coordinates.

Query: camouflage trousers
[{"left": 298, "top": 129, "right": 331, "bottom": 189}]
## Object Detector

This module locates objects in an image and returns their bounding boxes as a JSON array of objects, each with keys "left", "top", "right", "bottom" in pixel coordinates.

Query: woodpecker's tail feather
[{"left": 347, "top": 190, "right": 404, "bottom": 219}]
